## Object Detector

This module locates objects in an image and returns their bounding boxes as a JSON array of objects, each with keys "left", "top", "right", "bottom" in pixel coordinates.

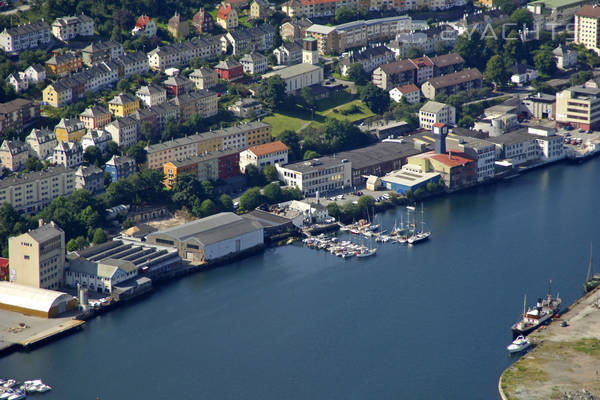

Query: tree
[
  {"left": 405, "top": 47, "right": 423, "bottom": 59},
  {"left": 24, "top": 157, "right": 44, "bottom": 172},
  {"left": 258, "top": 76, "right": 287, "bottom": 109},
  {"left": 219, "top": 194, "right": 234, "bottom": 211},
  {"left": 84, "top": 146, "right": 103, "bottom": 166},
  {"left": 278, "top": 130, "right": 301, "bottom": 161},
  {"left": 327, "top": 202, "right": 341, "bottom": 220},
  {"left": 484, "top": 55, "right": 510, "bottom": 88},
  {"left": 199, "top": 199, "right": 216, "bottom": 217},
  {"left": 533, "top": 48, "right": 557, "bottom": 77},
  {"left": 303, "top": 150, "right": 319, "bottom": 160},
  {"left": 458, "top": 115, "right": 475, "bottom": 128},
  {"left": 454, "top": 31, "right": 485, "bottom": 70},
  {"left": 111, "top": 26, "right": 122, "bottom": 43},
  {"left": 106, "top": 141, "right": 120, "bottom": 158},
  {"left": 511, "top": 8, "right": 533, "bottom": 29},
  {"left": 433, "top": 40, "right": 450, "bottom": 55},
  {"left": 335, "top": 6, "right": 359, "bottom": 24},
  {"left": 345, "top": 63, "right": 369, "bottom": 85},
  {"left": 357, "top": 195, "right": 375, "bottom": 212},
  {"left": 92, "top": 228, "right": 108, "bottom": 244},
  {"left": 126, "top": 141, "right": 148, "bottom": 165},
  {"left": 140, "top": 120, "right": 157, "bottom": 143},
  {"left": 359, "top": 83, "right": 390, "bottom": 114},
  {"left": 503, "top": 30, "right": 525, "bottom": 63},
  {"left": 201, "top": 180, "right": 214, "bottom": 198},
  {"left": 300, "top": 86, "right": 316, "bottom": 108},
  {"left": 495, "top": 0, "right": 517, "bottom": 15},
  {"left": 113, "top": 9, "right": 134, "bottom": 30},
  {"left": 570, "top": 70, "right": 594, "bottom": 86},
  {"left": 262, "top": 164, "right": 279, "bottom": 182},
  {"left": 240, "top": 187, "right": 263, "bottom": 211},
  {"left": 117, "top": 79, "right": 129, "bottom": 92},
  {"left": 263, "top": 182, "right": 282, "bottom": 203}
]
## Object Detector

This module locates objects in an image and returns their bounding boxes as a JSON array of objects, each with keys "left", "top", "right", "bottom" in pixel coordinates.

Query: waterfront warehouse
[{"left": 0, "top": 282, "right": 77, "bottom": 318}]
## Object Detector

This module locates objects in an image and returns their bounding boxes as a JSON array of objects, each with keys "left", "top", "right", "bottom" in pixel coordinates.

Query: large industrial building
[
  {"left": 0, "top": 282, "right": 77, "bottom": 318},
  {"left": 146, "top": 213, "right": 264, "bottom": 263}
]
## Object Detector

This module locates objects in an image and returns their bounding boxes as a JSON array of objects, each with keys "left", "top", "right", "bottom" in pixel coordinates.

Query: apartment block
[
  {"left": 51, "top": 14, "right": 94, "bottom": 41},
  {"left": 556, "top": 85, "right": 600, "bottom": 130},
  {"left": 0, "top": 21, "right": 51, "bottom": 54}
]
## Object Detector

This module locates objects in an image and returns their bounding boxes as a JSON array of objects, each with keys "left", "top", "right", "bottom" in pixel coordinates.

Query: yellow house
[
  {"left": 108, "top": 93, "right": 140, "bottom": 117},
  {"left": 250, "top": 0, "right": 269, "bottom": 18},
  {"left": 54, "top": 118, "right": 86, "bottom": 143},
  {"left": 43, "top": 83, "right": 72, "bottom": 108},
  {"left": 245, "top": 124, "right": 272, "bottom": 147},
  {"left": 197, "top": 135, "right": 224, "bottom": 154}
]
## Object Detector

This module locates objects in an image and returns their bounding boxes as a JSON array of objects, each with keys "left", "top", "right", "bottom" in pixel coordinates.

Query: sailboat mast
[
  {"left": 587, "top": 242, "right": 593, "bottom": 283},
  {"left": 523, "top": 294, "right": 527, "bottom": 317}
]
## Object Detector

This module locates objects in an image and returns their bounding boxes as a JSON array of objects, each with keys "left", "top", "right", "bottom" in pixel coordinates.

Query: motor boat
[{"left": 507, "top": 335, "right": 531, "bottom": 353}]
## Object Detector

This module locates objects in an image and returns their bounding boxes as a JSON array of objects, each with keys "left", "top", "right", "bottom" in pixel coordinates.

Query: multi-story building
[
  {"left": 108, "top": 93, "right": 140, "bottom": 118},
  {"left": 81, "top": 40, "right": 124, "bottom": 66},
  {"left": 523, "top": 92, "right": 556, "bottom": 120},
  {"left": 0, "top": 21, "right": 51, "bottom": 54},
  {"left": 217, "top": 3, "right": 239, "bottom": 30},
  {"left": 26, "top": 128, "right": 57, "bottom": 160},
  {"left": 79, "top": 105, "right": 111, "bottom": 130},
  {"left": 276, "top": 156, "right": 353, "bottom": 196},
  {"left": 0, "top": 140, "right": 29, "bottom": 171},
  {"left": 528, "top": 126, "right": 565, "bottom": 162},
  {"left": 163, "top": 75, "right": 195, "bottom": 96},
  {"left": 282, "top": 0, "right": 362, "bottom": 19},
  {"left": 556, "top": 85, "right": 600, "bottom": 130},
  {"left": 240, "top": 140, "right": 289, "bottom": 172},
  {"left": 421, "top": 68, "right": 483, "bottom": 99},
  {"left": 119, "top": 51, "right": 150, "bottom": 77},
  {"left": 132, "top": 15, "right": 157, "bottom": 37},
  {"left": 574, "top": 5, "right": 600, "bottom": 54},
  {"left": 168, "top": 12, "right": 189, "bottom": 40},
  {"left": 136, "top": 84, "right": 167, "bottom": 107},
  {"left": 193, "top": 8, "right": 215, "bottom": 33},
  {"left": 372, "top": 59, "right": 418, "bottom": 90},
  {"left": 280, "top": 18, "right": 313, "bottom": 42},
  {"left": 8, "top": 221, "right": 65, "bottom": 289},
  {"left": 0, "top": 166, "right": 75, "bottom": 213},
  {"left": 305, "top": 24, "right": 344, "bottom": 54},
  {"left": 75, "top": 165, "right": 104, "bottom": 193},
  {"left": 336, "top": 15, "right": 413, "bottom": 48},
  {"left": 262, "top": 63, "right": 324, "bottom": 94},
  {"left": 54, "top": 118, "right": 86, "bottom": 143},
  {"left": 105, "top": 155, "right": 136, "bottom": 182},
  {"left": 51, "top": 14, "right": 94, "bottom": 41},
  {"left": 273, "top": 41, "right": 303, "bottom": 65},
  {"left": 214, "top": 59, "right": 244, "bottom": 81},
  {"left": 163, "top": 149, "right": 240, "bottom": 187},
  {"left": 250, "top": 0, "right": 270, "bottom": 18},
  {"left": 485, "top": 129, "right": 543, "bottom": 165},
  {"left": 419, "top": 101, "right": 456, "bottom": 130},
  {"left": 389, "top": 84, "right": 421, "bottom": 104},
  {"left": 81, "top": 129, "right": 112, "bottom": 153},
  {"left": 528, "top": 0, "right": 595, "bottom": 31},
  {"left": 446, "top": 134, "right": 496, "bottom": 182},
  {"left": 340, "top": 45, "right": 395, "bottom": 76},
  {"left": 240, "top": 51, "right": 268, "bottom": 75},
  {"left": 6, "top": 73, "right": 29, "bottom": 93},
  {"left": 53, "top": 141, "right": 83, "bottom": 169},
  {"left": 0, "top": 99, "right": 40, "bottom": 135},
  {"left": 104, "top": 117, "right": 140, "bottom": 148},
  {"left": 145, "top": 121, "right": 272, "bottom": 169},
  {"left": 189, "top": 68, "right": 218, "bottom": 90},
  {"left": 553, "top": 44, "right": 578, "bottom": 70},
  {"left": 228, "top": 98, "right": 266, "bottom": 119},
  {"left": 169, "top": 90, "right": 219, "bottom": 121},
  {"left": 222, "top": 25, "right": 275, "bottom": 55},
  {"left": 407, "top": 150, "right": 476, "bottom": 190},
  {"left": 45, "top": 51, "right": 83, "bottom": 77},
  {"left": 147, "top": 36, "right": 221, "bottom": 70},
  {"left": 24, "top": 64, "right": 46, "bottom": 84}
]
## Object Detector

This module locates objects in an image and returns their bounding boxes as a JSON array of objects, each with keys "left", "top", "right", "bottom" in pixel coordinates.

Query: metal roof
[{"left": 0, "top": 282, "right": 73, "bottom": 313}]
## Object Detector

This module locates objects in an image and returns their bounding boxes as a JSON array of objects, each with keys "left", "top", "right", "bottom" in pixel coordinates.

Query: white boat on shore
[{"left": 507, "top": 335, "right": 531, "bottom": 353}]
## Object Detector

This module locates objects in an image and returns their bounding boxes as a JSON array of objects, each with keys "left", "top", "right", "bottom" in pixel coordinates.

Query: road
[{"left": 0, "top": 4, "right": 31, "bottom": 15}]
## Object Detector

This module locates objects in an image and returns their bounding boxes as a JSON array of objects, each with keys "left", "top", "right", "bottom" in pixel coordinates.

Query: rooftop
[
  {"left": 262, "top": 63, "right": 322, "bottom": 80},
  {"left": 381, "top": 169, "right": 440, "bottom": 187},
  {"left": 420, "top": 101, "right": 452, "bottom": 113},
  {"left": 0, "top": 166, "right": 73, "bottom": 190},
  {"left": 0, "top": 282, "right": 73, "bottom": 313},
  {"left": 424, "top": 68, "right": 483, "bottom": 89},
  {"left": 246, "top": 140, "right": 289, "bottom": 157},
  {"left": 335, "top": 141, "right": 423, "bottom": 170}
]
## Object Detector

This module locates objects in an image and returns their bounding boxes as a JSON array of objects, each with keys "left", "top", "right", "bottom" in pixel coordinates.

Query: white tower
[{"left": 302, "top": 37, "right": 318, "bottom": 65}]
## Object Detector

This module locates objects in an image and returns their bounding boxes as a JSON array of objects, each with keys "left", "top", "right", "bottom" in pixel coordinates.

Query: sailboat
[
  {"left": 584, "top": 243, "right": 600, "bottom": 293},
  {"left": 397, "top": 207, "right": 414, "bottom": 244},
  {"left": 408, "top": 203, "right": 431, "bottom": 244}
]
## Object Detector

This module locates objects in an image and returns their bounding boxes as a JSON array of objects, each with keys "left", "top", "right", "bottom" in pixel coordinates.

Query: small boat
[
  {"left": 356, "top": 248, "right": 377, "bottom": 258},
  {"left": 37, "top": 384, "right": 51, "bottom": 393},
  {"left": 3, "top": 380, "right": 16, "bottom": 388},
  {"left": 507, "top": 335, "right": 531, "bottom": 353},
  {"left": 0, "top": 392, "right": 13, "bottom": 400},
  {"left": 7, "top": 392, "right": 25, "bottom": 400}
]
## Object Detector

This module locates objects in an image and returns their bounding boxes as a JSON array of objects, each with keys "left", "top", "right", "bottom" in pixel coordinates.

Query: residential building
[
  {"left": 276, "top": 156, "right": 352, "bottom": 196},
  {"left": 550, "top": 43, "right": 576, "bottom": 70},
  {"left": 556, "top": 85, "right": 600, "bottom": 130},
  {"left": 446, "top": 134, "right": 496, "bottom": 182},
  {"left": 81, "top": 40, "right": 124, "bottom": 66},
  {"left": 54, "top": 118, "right": 86, "bottom": 143},
  {"left": 273, "top": 41, "right": 303, "bottom": 65},
  {"left": 75, "top": 165, "right": 104, "bottom": 193},
  {"left": 0, "top": 166, "right": 75, "bottom": 213},
  {"left": 81, "top": 129, "right": 112, "bottom": 153},
  {"left": 217, "top": 3, "right": 239, "bottom": 30},
  {"left": 359, "top": 120, "right": 410, "bottom": 139},
  {"left": 282, "top": 0, "right": 362, "bottom": 19},
  {"left": 280, "top": 18, "right": 313, "bottom": 42},
  {"left": 26, "top": 128, "right": 56, "bottom": 160},
  {"left": 372, "top": 59, "right": 419, "bottom": 90},
  {"left": 214, "top": 59, "right": 244, "bottom": 81},
  {"left": 163, "top": 75, "right": 195, "bottom": 96},
  {"left": 511, "top": 64, "right": 539, "bottom": 86},
  {"left": 145, "top": 121, "right": 272, "bottom": 169},
  {"left": 240, "top": 140, "right": 289, "bottom": 172},
  {"left": 305, "top": 24, "right": 344, "bottom": 54},
  {"left": 6, "top": 73, "right": 29, "bottom": 93},
  {"left": 431, "top": 52, "right": 465, "bottom": 76},
  {"left": 240, "top": 51, "right": 268, "bottom": 75},
  {"left": 132, "top": 15, "right": 157, "bottom": 37},
  {"left": 149, "top": 102, "right": 179, "bottom": 128},
  {"left": 104, "top": 117, "right": 139, "bottom": 148},
  {"left": 147, "top": 37, "right": 222, "bottom": 70},
  {"left": 189, "top": 68, "right": 218, "bottom": 90},
  {"left": 523, "top": 92, "right": 556, "bottom": 119},
  {"left": 8, "top": 221, "right": 65, "bottom": 289},
  {"left": 228, "top": 98, "right": 266, "bottom": 118},
  {"left": 302, "top": 37, "right": 319, "bottom": 65},
  {"left": 193, "top": 8, "right": 215, "bottom": 33},
  {"left": 419, "top": 101, "right": 456, "bottom": 130},
  {"left": 262, "top": 63, "right": 324, "bottom": 94},
  {"left": 0, "top": 140, "right": 29, "bottom": 171},
  {"left": 136, "top": 84, "right": 167, "bottom": 107},
  {"left": 24, "top": 64, "right": 46, "bottom": 84},
  {"left": 340, "top": 45, "right": 395, "bottom": 77},
  {"left": 0, "top": 21, "right": 51, "bottom": 54},
  {"left": 576, "top": 6, "right": 600, "bottom": 55},
  {"left": 528, "top": 126, "right": 564, "bottom": 161},
  {"left": 389, "top": 84, "right": 421, "bottom": 104},
  {"left": 528, "top": 0, "right": 591, "bottom": 29},
  {"left": 222, "top": 25, "right": 275, "bottom": 55},
  {"left": 0, "top": 99, "right": 40, "bottom": 135},
  {"left": 421, "top": 68, "right": 483, "bottom": 99},
  {"left": 162, "top": 149, "right": 240, "bottom": 187},
  {"left": 168, "top": 90, "right": 219, "bottom": 121},
  {"left": 168, "top": 12, "right": 189, "bottom": 40},
  {"left": 146, "top": 212, "right": 264, "bottom": 263},
  {"left": 45, "top": 51, "right": 82, "bottom": 77},
  {"left": 250, "top": 0, "right": 270, "bottom": 18},
  {"left": 108, "top": 93, "right": 140, "bottom": 117},
  {"left": 105, "top": 155, "right": 136, "bottom": 182},
  {"left": 79, "top": 105, "right": 111, "bottom": 130},
  {"left": 53, "top": 141, "right": 83, "bottom": 168},
  {"left": 42, "top": 81, "right": 72, "bottom": 107},
  {"left": 119, "top": 51, "right": 150, "bottom": 77},
  {"left": 51, "top": 14, "right": 94, "bottom": 41},
  {"left": 334, "top": 15, "right": 414, "bottom": 48}
]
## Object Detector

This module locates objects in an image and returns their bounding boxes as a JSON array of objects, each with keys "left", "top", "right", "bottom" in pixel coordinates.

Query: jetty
[{"left": 499, "top": 287, "right": 600, "bottom": 400}]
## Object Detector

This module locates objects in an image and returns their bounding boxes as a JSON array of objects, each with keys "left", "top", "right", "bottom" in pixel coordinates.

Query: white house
[
  {"left": 419, "top": 101, "right": 456, "bottom": 130},
  {"left": 24, "top": 64, "right": 46, "bottom": 83},
  {"left": 553, "top": 44, "right": 577, "bottom": 70},
  {"left": 511, "top": 64, "right": 538, "bottom": 86},
  {"left": 136, "top": 84, "right": 167, "bottom": 107},
  {"left": 65, "top": 258, "right": 138, "bottom": 294},
  {"left": 239, "top": 140, "right": 289, "bottom": 172},
  {"left": 53, "top": 141, "right": 83, "bottom": 169},
  {"left": 240, "top": 51, "right": 268, "bottom": 75},
  {"left": 6, "top": 73, "right": 29, "bottom": 93},
  {"left": 81, "top": 129, "right": 112, "bottom": 153},
  {"left": 283, "top": 200, "right": 330, "bottom": 224},
  {"left": 389, "top": 84, "right": 421, "bottom": 104}
]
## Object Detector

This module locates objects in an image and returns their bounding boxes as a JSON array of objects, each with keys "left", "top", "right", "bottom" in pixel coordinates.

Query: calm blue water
[{"left": 1, "top": 160, "right": 599, "bottom": 400}]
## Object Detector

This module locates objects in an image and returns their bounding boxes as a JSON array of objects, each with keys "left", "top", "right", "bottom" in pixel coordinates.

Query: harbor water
[{"left": 1, "top": 160, "right": 600, "bottom": 399}]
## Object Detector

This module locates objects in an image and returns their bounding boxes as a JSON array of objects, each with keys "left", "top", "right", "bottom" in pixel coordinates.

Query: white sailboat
[{"left": 408, "top": 203, "right": 430, "bottom": 244}]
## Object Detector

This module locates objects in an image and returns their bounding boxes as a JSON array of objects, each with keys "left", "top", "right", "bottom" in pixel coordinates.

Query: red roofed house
[
  {"left": 239, "top": 140, "right": 289, "bottom": 172},
  {"left": 214, "top": 59, "right": 244, "bottom": 81},
  {"left": 0, "top": 257, "right": 8, "bottom": 281},
  {"left": 389, "top": 83, "right": 420, "bottom": 104},
  {"left": 217, "top": 3, "right": 238, "bottom": 30},
  {"left": 407, "top": 150, "right": 476, "bottom": 190},
  {"left": 411, "top": 56, "right": 434, "bottom": 84},
  {"left": 132, "top": 15, "right": 157, "bottom": 37}
]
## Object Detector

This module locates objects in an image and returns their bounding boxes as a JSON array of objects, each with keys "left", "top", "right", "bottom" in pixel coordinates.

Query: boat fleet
[
  {"left": 0, "top": 379, "right": 52, "bottom": 399},
  {"left": 303, "top": 236, "right": 377, "bottom": 258}
]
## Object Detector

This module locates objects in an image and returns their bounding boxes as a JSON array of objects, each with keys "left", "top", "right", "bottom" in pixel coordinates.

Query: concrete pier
[{"left": 499, "top": 287, "right": 600, "bottom": 399}]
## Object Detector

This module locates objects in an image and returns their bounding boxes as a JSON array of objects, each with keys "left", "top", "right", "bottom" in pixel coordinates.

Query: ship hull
[{"left": 511, "top": 308, "right": 559, "bottom": 338}]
